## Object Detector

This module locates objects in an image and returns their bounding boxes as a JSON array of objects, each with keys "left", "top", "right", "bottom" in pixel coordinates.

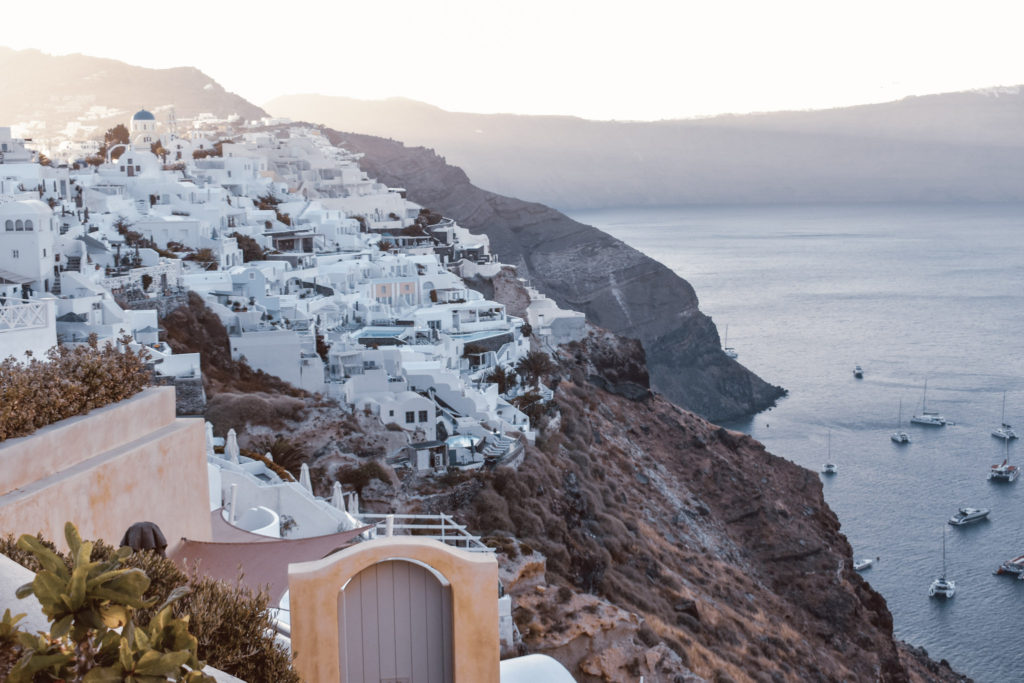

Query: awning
[
  {"left": 0, "top": 269, "right": 33, "bottom": 285},
  {"left": 169, "top": 510, "right": 370, "bottom": 603}
]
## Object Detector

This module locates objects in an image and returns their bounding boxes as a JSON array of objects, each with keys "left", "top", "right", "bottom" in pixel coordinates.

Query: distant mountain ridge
[
  {"left": 0, "top": 47, "right": 266, "bottom": 137},
  {"left": 267, "top": 90, "right": 1024, "bottom": 209}
]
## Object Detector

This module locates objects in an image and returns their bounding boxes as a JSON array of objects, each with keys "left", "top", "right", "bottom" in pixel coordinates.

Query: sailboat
[
  {"left": 989, "top": 438, "right": 1019, "bottom": 482},
  {"left": 821, "top": 430, "right": 837, "bottom": 474},
  {"left": 992, "top": 391, "right": 1018, "bottom": 440},
  {"left": 722, "top": 324, "right": 738, "bottom": 359},
  {"left": 928, "top": 525, "right": 956, "bottom": 598},
  {"left": 891, "top": 399, "right": 910, "bottom": 444},
  {"left": 910, "top": 378, "right": 948, "bottom": 426}
]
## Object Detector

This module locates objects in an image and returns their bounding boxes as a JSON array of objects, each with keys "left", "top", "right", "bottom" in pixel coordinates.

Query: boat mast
[
  {"left": 941, "top": 525, "right": 947, "bottom": 580},
  {"left": 922, "top": 379, "right": 928, "bottom": 413}
]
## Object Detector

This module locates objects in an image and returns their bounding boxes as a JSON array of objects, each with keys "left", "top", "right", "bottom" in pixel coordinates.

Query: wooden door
[{"left": 338, "top": 559, "right": 453, "bottom": 683}]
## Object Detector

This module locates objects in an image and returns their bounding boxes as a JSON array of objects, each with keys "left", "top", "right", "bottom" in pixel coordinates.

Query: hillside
[
  {"left": 0, "top": 47, "right": 266, "bottom": 137},
  {"left": 320, "top": 128, "right": 784, "bottom": 421},
  {"left": 267, "top": 91, "right": 1024, "bottom": 209}
]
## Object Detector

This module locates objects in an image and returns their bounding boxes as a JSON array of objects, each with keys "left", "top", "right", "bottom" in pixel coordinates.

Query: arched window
[
  {"left": 24, "top": 220, "right": 33, "bottom": 231},
  {"left": 14, "top": 220, "right": 23, "bottom": 231},
  {"left": 4, "top": 220, "right": 12, "bottom": 231}
]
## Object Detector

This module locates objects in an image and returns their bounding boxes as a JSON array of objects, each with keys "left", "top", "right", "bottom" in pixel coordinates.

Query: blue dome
[{"left": 132, "top": 109, "right": 155, "bottom": 121}]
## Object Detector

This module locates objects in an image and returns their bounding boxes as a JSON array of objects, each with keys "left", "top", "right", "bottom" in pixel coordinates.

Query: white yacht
[
  {"left": 928, "top": 526, "right": 956, "bottom": 599},
  {"left": 854, "top": 558, "right": 874, "bottom": 571},
  {"left": 948, "top": 507, "right": 990, "bottom": 526},
  {"left": 992, "top": 392, "right": 1017, "bottom": 440},
  {"left": 891, "top": 399, "right": 910, "bottom": 444},
  {"left": 911, "top": 379, "right": 948, "bottom": 426}
]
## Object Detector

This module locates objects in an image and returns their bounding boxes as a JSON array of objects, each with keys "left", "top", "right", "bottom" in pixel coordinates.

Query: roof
[
  {"left": 168, "top": 510, "right": 370, "bottom": 603},
  {"left": 132, "top": 109, "right": 156, "bottom": 121}
]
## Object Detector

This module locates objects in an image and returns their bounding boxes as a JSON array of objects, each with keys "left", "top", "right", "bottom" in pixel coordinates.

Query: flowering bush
[{"left": 0, "top": 334, "right": 150, "bottom": 441}]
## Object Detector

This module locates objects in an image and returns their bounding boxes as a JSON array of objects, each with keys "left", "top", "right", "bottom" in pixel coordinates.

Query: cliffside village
[{"left": 0, "top": 109, "right": 588, "bottom": 681}]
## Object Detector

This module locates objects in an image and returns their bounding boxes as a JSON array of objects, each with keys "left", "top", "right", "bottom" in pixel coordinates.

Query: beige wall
[
  {"left": 0, "top": 387, "right": 211, "bottom": 553},
  {"left": 289, "top": 537, "right": 500, "bottom": 683}
]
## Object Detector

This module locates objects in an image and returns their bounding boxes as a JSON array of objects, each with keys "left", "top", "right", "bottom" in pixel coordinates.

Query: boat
[
  {"left": 854, "top": 558, "right": 874, "bottom": 571},
  {"left": 992, "top": 391, "right": 1018, "bottom": 440},
  {"left": 911, "top": 379, "right": 948, "bottom": 426},
  {"left": 948, "top": 507, "right": 990, "bottom": 526},
  {"left": 890, "top": 399, "right": 910, "bottom": 444},
  {"left": 853, "top": 364, "right": 863, "bottom": 378},
  {"left": 928, "top": 526, "right": 956, "bottom": 598},
  {"left": 722, "top": 324, "right": 738, "bottom": 359},
  {"left": 821, "top": 430, "right": 837, "bottom": 475},
  {"left": 989, "top": 439, "right": 1019, "bottom": 482},
  {"left": 995, "top": 554, "right": 1024, "bottom": 576}
]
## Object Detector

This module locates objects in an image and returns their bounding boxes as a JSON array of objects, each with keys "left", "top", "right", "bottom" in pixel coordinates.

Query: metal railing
[
  {"left": 358, "top": 513, "right": 493, "bottom": 552},
  {"left": 0, "top": 301, "right": 48, "bottom": 332}
]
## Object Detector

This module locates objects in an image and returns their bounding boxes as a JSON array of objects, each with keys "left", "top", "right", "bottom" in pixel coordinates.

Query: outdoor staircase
[
  {"left": 481, "top": 434, "right": 519, "bottom": 460},
  {"left": 53, "top": 256, "right": 82, "bottom": 295}
]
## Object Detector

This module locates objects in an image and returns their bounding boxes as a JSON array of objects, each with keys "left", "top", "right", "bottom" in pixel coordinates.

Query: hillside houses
[{"left": 0, "top": 111, "right": 552, "bottom": 472}]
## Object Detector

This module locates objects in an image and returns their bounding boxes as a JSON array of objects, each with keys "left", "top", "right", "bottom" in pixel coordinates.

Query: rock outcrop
[{"left": 321, "top": 128, "right": 785, "bottom": 421}]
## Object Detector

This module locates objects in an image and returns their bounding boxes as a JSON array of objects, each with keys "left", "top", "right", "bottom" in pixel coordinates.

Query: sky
[{"left": 6, "top": 0, "right": 1024, "bottom": 121}]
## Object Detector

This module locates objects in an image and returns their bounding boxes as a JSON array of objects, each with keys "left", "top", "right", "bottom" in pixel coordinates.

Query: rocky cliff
[
  {"left": 321, "top": 128, "right": 784, "bottom": 421},
  {"left": 383, "top": 328, "right": 966, "bottom": 682}
]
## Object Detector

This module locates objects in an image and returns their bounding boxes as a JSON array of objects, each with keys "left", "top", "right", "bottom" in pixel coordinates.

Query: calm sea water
[{"left": 569, "top": 203, "right": 1024, "bottom": 683}]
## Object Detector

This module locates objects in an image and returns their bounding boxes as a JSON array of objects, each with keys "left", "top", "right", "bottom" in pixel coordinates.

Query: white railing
[
  {"left": 358, "top": 513, "right": 493, "bottom": 552},
  {"left": 0, "top": 301, "right": 48, "bottom": 332},
  {"left": 100, "top": 260, "right": 183, "bottom": 291}
]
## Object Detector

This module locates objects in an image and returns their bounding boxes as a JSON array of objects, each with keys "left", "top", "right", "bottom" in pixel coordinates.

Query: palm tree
[
  {"left": 515, "top": 351, "right": 554, "bottom": 388},
  {"left": 486, "top": 365, "right": 518, "bottom": 394}
]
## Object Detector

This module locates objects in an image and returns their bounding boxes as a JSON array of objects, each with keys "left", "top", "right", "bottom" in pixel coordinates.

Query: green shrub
[
  {"left": 1, "top": 529, "right": 299, "bottom": 683},
  {"left": 1, "top": 523, "right": 214, "bottom": 682},
  {"left": 0, "top": 335, "right": 149, "bottom": 441}
]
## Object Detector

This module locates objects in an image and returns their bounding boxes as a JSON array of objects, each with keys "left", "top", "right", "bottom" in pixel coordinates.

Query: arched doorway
[{"left": 338, "top": 559, "right": 453, "bottom": 683}]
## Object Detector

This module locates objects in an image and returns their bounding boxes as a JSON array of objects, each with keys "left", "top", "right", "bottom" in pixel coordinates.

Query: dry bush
[
  {"left": 205, "top": 392, "right": 308, "bottom": 433},
  {"left": 0, "top": 335, "right": 149, "bottom": 441},
  {"left": 336, "top": 460, "right": 393, "bottom": 494}
]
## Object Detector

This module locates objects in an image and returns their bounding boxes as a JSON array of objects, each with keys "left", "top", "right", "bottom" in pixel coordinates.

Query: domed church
[{"left": 130, "top": 108, "right": 158, "bottom": 147}]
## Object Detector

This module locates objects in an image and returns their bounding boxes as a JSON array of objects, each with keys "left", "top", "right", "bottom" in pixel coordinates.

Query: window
[
  {"left": 11, "top": 250, "right": 18, "bottom": 259},
  {"left": 389, "top": 410, "right": 394, "bottom": 417},
  {"left": 4, "top": 220, "right": 11, "bottom": 231},
  {"left": 248, "top": 272, "right": 255, "bottom": 280},
  {"left": 418, "top": 410, "right": 428, "bottom": 423},
  {"left": 42, "top": 249, "right": 46, "bottom": 257},
  {"left": 405, "top": 411, "right": 415, "bottom": 424},
  {"left": 15, "top": 220, "right": 23, "bottom": 231},
  {"left": 135, "top": 166, "right": 140, "bottom": 173},
  {"left": 24, "top": 220, "right": 32, "bottom": 231}
]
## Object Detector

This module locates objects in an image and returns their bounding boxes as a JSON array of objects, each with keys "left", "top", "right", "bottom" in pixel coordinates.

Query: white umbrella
[
  {"left": 204, "top": 422, "right": 215, "bottom": 457},
  {"left": 331, "top": 481, "right": 344, "bottom": 510},
  {"left": 264, "top": 451, "right": 274, "bottom": 463},
  {"left": 299, "top": 462, "right": 312, "bottom": 493},
  {"left": 225, "top": 428, "right": 240, "bottom": 464}
]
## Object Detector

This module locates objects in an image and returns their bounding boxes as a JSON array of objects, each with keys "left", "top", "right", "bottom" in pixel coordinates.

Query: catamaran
[
  {"left": 911, "top": 379, "right": 948, "bottom": 426},
  {"left": 992, "top": 391, "right": 1018, "bottom": 440},
  {"left": 928, "top": 526, "right": 956, "bottom": 598},
  {"left": 821, "top": 430, "right": 837, "bottom": 475},
  {"left": 891, "top": 399, "right": 910, "bottom": 444},
  {"left": 989, "top": 439, "right": 1019, "bottom": 482},
  {"left": 722, "top": 324, "right": 738, "bottom": 359}
]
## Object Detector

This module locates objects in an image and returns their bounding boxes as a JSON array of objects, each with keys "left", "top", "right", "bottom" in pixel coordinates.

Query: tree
[
  {"left": 37, "top": 153, "right": 51, "bottom": 167},
  {"left": 229, "top": 232, "right": 267, "bottom": 263},
  {"left": 485, "top": 366, "right": 518, "bottom": 394},
  {"left": 515, "top": 351, "right": 554, "bottom": 388}
]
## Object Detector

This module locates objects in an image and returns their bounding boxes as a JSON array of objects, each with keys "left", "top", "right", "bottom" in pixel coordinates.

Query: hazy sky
[{"left": 7, "top": 0, "right": 1024, "bottom": 120}]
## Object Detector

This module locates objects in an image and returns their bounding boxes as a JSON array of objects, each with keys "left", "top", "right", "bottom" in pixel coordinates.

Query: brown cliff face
[
  {"left": 319, "top": 127, "right": 784, "bottom": 422},
  {"left": 397, "top": 331, "right": 965, "bottom": 682}
]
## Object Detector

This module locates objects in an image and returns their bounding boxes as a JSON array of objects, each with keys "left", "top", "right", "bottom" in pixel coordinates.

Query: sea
[{"left": 569, "top": 203, "right": 1024, "bottom": 683}]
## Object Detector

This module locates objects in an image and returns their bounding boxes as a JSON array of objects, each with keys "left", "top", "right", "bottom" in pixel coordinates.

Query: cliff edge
[{"left": 322, "top": 128, "right": 784, "bottom": 421}]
